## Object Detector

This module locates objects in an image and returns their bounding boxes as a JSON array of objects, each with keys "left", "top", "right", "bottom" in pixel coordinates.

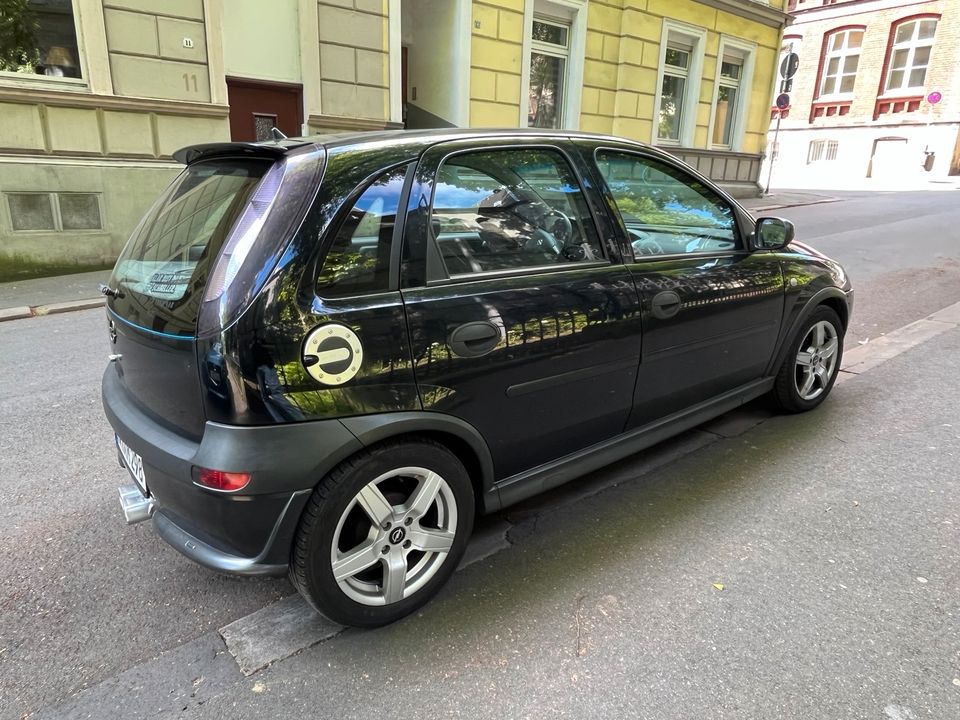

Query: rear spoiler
[{"left": 173, "top": 140, "right": 315, "bottom": 165}]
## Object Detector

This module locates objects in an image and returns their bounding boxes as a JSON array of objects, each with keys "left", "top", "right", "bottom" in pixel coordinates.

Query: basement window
[{"left": 6, "top": 192, "right": 102, "bottom": 232}]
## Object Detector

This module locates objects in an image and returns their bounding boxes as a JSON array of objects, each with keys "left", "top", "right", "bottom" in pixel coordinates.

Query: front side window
[
  {"left": 659, "top": 45, "right": 690, "bottom": 142},
  {"left": 0, "top": 0, "right": 83, "bottom": 79},
  {"left": 317, "top": 164, "right": 409, "bottom": 296},
  {"left": 595, "top": 150, "right": 737, "bottom": 257},
  {"left": 430, "top": 147, "right": 602, "bottom": 275},
  {"left": 713, "top": 55, "right": 744, "bottom": 147},
  {"left": 819, "top": 29, "right": 863, "bottom": 98},
  {"left": 885, "top": 18, "right": 938, "bottom": 93},
  {"left": 528, "top": 19, "right": 570, "bottom": 129}
]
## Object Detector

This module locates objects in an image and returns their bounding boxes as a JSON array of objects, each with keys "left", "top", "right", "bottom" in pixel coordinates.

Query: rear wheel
[
  {"left": 290, "top": 439, "right": 474, "bottom": 627},
  {"left": 771, "top": 305, "right": 844, "bottom": 413}
]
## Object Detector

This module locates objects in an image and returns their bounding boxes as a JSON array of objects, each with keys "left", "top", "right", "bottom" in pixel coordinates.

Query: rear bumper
[{"left": 102, "top": 368, "right": 363, "bottom": 575}]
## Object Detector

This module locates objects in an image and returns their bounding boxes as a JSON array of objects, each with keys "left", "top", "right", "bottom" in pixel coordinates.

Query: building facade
[
  {"left": 764, "top": 0, "right": 960, "bottom": 188},
  {"left": 0, "top": 0, "right": 789, "bottom": 278}
]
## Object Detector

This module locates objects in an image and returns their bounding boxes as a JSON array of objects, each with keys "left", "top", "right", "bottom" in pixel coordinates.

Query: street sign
[
  {"left": 927, "top": 91, "right": 942, "bottom": 104},
  {"left": 779, "top": 52, "right": 800, "bottom": 80},
  {"left": 780, "top": 78, "right": 794, "bottom": 94},
  {"left": 776, "top": 93, "right": 790, "bottom": 109}
]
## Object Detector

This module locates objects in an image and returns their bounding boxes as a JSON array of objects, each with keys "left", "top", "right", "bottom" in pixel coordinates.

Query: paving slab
[{"left": 219, "top": 595, "right": 343, "bottom": 676}]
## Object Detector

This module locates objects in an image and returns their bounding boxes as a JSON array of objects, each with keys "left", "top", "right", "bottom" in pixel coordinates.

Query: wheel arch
[
  {"left": 768, "top": 287, "right": 850, "bottom": 377},
  {"left": 338, "top": 412, "right": 500, "bottom": 514}
]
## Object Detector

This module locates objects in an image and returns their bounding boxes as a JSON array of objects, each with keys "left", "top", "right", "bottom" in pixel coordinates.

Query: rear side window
[
  {"left": 317, "top": 164, "right": 409, "bottom": 296},
  {"left": 112, "top": 159, "right": 269, "bottom": 335},
  {"left": 430, "top": 147, "right": 602, "bottom": 276}
]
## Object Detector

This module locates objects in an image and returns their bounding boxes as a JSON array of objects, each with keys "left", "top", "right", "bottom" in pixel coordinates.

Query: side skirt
[{"left": 490, "top": 377, "right": 775, "bottom": 511}]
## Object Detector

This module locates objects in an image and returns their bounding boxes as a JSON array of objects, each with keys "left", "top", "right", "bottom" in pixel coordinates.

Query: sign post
[
  {"left": 765, "top": 93, "right": 790, "bottom": 195},
  {"left": 923, "top": 90, "right": 942, "bottom": 169}
]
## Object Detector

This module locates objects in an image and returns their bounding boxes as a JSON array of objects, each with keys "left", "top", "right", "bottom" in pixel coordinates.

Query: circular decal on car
[{"left": 302, "top": 324, "right": 364, "bottom": 386}]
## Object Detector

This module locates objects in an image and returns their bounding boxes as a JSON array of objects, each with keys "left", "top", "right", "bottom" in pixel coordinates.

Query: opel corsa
[{"left": 102, "top": 129, "right": 853, "bottom": 627}]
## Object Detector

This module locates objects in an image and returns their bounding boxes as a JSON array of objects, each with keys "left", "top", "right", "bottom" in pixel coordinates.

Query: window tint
[
  {"left": 318, "top": 164, "right": 409, "bottom": 295},
  {"left": 430, "top": 148, "right": 602, "bottom": 275},
  {"left": 596, "top": 150, "right": 737, "bottom": 257}
]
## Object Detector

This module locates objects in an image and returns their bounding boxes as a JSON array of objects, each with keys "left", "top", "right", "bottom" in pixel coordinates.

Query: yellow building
[{"left": 0, "top": 0, "right": 789, "bottom": 278}]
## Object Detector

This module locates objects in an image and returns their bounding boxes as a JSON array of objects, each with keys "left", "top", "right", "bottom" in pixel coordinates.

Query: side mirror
[{"left": 754, "top": 217, "right": 795, "bottom": 251}]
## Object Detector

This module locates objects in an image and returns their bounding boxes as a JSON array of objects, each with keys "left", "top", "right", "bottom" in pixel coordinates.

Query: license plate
[{"left": 116, "top": 436, "right": 147, "bottom": 495}]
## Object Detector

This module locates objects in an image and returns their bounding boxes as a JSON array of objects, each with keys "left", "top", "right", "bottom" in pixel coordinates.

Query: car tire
[
  {"left": 771, "top": 305, "right": 844, "bottom": 413},
  {"left": 290, "top": 438, "right": 475, "bottom": 627}
]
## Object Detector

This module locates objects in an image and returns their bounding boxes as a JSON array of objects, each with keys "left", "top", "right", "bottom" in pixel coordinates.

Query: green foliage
[{"left": 0, "top": 0, "right": 40, "bottom": 72}]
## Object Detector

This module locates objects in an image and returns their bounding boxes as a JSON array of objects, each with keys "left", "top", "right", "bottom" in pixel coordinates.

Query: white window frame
[
  {"left": 884, "top": 18, "right": 938, "bottom": 96},
  {"left": 708, "top": 36, "right": 755, "bottom": 151},
  {"left": 0, "top": 0, "right": 111, "bottom": 92},
  {"left": 519, "top": 0, "right": 587, "bottom": 130},
  {"left": 818, "top": 28, "right": 864, "bottom": 100},
  {"left": 652, "top": 20, "right": 707, "bottom": 148}
]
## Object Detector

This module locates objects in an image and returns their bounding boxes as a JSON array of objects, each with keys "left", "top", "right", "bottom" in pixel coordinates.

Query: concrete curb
[
  {"left": 0, "top": 296, "right": 104, "bottom": 322},
  {"left": 836, "top": 300, "right": 960, "bottom": 383},
  {"left": 747, "top": 197, "right": 842, "bottom": 213}
]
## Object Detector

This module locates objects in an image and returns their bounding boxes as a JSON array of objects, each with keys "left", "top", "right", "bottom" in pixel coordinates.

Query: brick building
[
  {"left": 0, "top": 0, "right": 790, "bottom": 279},
  {"left": 764, "top": 0, "right": 960, "bottom": 188}
]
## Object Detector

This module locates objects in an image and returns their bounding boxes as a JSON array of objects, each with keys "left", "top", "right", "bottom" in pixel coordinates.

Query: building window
[
  {"left": 655, "top": 23, "right": 706, "bottom": 146},
  {"left": 0, "top": 0, "right": 83, "bottom": 79},
  {"left": 659, "top": 45, "right": 690, "bottom": 142},
  {"left": 807, "top": 139, "right": 839, "bottom": 164},
  {"left": 884, "top": 18, "right": 938, "bottom": 94},
  {"left": 818, "top": 28, "right": 863, "bottom": 98},
  {"left": 713, "top": 57, "right": 743, "bottom": 146},
  {"left": 710, "top": 38, "right": 754, "bottom": 151},
  {"left": 6, "top": 192, "right": 102, "bottom": 232},
  {"left": 528, "top": 18, "right": 570, "bottom": 129}
]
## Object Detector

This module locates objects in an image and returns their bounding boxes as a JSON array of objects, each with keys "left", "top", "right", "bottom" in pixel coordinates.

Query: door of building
[{"left": 226, "top": 78, "right": 303, "bottom": 142}]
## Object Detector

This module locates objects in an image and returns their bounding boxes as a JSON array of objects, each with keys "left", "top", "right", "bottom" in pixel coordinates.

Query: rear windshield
[{"left": 111, "top": 158, "right": 269, "bottom": 337}]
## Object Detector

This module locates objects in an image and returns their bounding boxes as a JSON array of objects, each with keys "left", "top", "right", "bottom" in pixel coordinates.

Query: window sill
[{"left": 0, "top": 73, "right": 88, "bottom": 93}]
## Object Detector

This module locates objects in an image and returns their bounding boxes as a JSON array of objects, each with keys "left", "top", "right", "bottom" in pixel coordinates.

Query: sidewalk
[
  {"left": 739, "top": 190, "right": 840, "bottom": 213},
  {"left": 0, "top": 268, "right": 110, "bottom": 319}
]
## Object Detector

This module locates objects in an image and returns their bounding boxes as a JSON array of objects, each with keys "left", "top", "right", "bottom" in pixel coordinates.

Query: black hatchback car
[{"left": 102, "top": 129, "right": 852, "bottom": 627}]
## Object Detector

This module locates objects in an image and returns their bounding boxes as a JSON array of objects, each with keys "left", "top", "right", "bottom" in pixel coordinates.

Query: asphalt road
[
  {"left": 775, "top": 189, "right": 960, "bottom": 345},
  {"left": 2, "top": 189, "right": 959, "bottom": 718}
]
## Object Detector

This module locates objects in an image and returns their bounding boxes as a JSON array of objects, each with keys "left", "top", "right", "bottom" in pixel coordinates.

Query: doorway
[{"left": 226, "top": 78, "right": 303, "bottom": 142}]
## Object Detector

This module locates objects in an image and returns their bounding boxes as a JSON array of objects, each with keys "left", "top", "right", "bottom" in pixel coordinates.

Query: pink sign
[{"left": 927, "top": 91, "right": 942, "bottom": 104}]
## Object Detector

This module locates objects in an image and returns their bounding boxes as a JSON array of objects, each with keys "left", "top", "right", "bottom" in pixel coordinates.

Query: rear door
[
  {"left": 106, "top": 157, "right": 272, "bottom": 438},
  {"left": 400, "top": 138, "right": 643, "bottom": 480},
  {"left": 587, "top": 144, "right": 785, "bottom": 428}
]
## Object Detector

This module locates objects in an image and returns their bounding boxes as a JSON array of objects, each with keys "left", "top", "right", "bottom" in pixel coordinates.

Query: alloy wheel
[
  {"left": 794, "top": 320, "right": 839, "bottom": 401},
  {"left": 330, "top": 467, "right": 458, "bottom": 606}
]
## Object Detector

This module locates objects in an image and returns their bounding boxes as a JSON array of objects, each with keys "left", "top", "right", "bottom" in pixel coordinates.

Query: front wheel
[
  {"left": 771, "top": 305, "right": 844, "bottom": 413},
  {"left": 290, "top": 439, "right": 475, "bottom": 627}
]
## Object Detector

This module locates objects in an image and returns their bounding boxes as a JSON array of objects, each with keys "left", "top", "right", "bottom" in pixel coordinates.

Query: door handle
[
  {"left": 651, "top": 290, "right": 682, "bottom": 319},
  {"left": 448, "top": 321, "right": 501, "bottom": 358}
]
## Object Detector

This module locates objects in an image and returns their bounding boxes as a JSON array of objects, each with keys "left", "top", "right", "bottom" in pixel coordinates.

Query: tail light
[{"left": 193, "top": 467, "right": 252, "bottom": 492}]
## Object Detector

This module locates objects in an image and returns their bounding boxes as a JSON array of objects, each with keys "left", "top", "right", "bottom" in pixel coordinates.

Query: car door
[
  {"left": 586, "top": 144, "right": 785, "bottom": 428},
  {"left": 400, "top": 138, "right": 643, "bottom": 480}
]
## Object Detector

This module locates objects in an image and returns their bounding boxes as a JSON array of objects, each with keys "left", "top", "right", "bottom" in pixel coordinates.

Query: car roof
[{"left": 174, "top": 127, "right": 665, "bottom": 165}]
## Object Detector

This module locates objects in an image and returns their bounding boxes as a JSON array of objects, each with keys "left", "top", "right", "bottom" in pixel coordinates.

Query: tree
[{"left": 0, "top": 0, "right": 39, "bottom": 73}]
